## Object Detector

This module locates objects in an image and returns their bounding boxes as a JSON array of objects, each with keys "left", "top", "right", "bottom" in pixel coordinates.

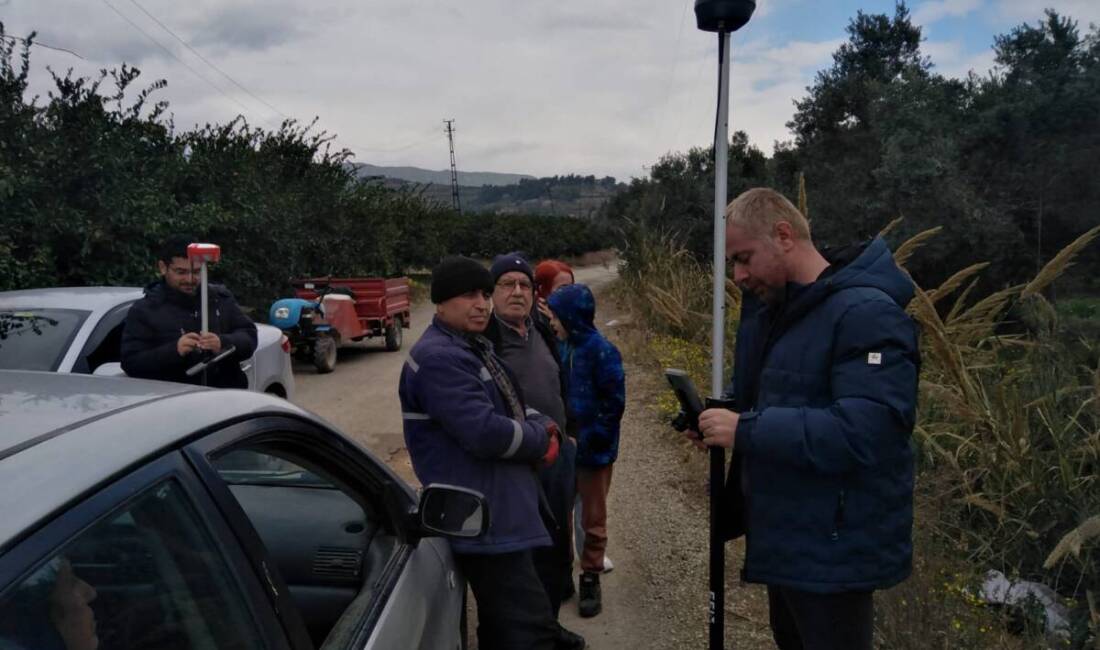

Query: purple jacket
[{"left": 399, "top": 317, "right": 553, "bottom": 554}]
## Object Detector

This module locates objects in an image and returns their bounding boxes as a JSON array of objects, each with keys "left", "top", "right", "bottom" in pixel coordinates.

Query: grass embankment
[{"left": 613, "top": 224, "right": 1100, "bottom": 649}]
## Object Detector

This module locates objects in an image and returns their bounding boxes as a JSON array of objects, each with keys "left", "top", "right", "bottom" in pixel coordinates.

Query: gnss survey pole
[
  {"left": 187, "top": 243, "right": 221, "bottom": 387},
  {"left": 693, "top": 1, "right": 754, "bottom": 648}
]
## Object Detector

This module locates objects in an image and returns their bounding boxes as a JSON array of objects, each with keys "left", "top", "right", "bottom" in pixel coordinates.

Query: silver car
[
  {"left": 0, "top": 287, "right": 294, "bottom": 399},
  {"left": 0, "top": 370, "right": 482, "bottom": 650}
]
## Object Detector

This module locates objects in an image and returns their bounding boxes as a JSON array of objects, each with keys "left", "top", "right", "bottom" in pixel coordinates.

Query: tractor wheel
[
  {"left": 313, "top": 335, "right": 338, "bottom": 373},
  {"left": 384, "top": 316, "right": 403, "bottom": 351}
]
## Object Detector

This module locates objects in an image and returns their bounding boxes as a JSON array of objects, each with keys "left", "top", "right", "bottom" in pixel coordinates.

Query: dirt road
[{"left": 293, "top": 262, "right": 773, "bottom": 649}]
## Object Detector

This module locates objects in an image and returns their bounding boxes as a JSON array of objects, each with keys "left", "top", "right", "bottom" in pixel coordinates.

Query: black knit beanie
[
  {"left": 490, "top": 251, "right": 535, "bottom": 284},
  {"left": 430, "top": 256, "right": 494, "bottom": 304}
]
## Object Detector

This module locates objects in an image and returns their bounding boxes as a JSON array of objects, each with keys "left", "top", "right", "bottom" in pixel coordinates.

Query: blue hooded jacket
[
  {"left": 548, "top": 284, "right": 626, "bottom": 468},
  {"left": 725, "top": 237, "right": 919, "bottom": 594}
]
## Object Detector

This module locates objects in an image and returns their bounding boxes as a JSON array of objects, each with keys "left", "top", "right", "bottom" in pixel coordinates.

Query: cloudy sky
[{"left": 2, "top": 0, "right": 1097, "bottom": 181}]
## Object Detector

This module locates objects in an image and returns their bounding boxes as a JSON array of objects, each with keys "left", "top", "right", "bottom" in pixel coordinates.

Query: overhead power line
[
  {"left": 125, "top": 0, "right": 288, "bottom": 122},
  {"left": 99, "top": 0, "right": 279, "bottom": 127},
  {"left": 120, "top": 0, "right": 438, "bottom": 157},
  {"left": 99, "top": 0, "right": 440, "bottom": 159},
  {"left": 0, "top": 34, "right": 85, "bottom": 60}
]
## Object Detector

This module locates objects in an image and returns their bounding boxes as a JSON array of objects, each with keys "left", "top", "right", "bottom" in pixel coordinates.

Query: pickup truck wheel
[
  {"left": 384, "top": 316, "right": 403, "bottom": 351},
  {"left": 313, "top": 336, "right": 337, "bottom": 373}
]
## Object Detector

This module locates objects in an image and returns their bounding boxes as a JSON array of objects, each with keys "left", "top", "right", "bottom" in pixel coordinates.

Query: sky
[{"left": 2, "top": 1, "right": 1098, "bottom": 182}]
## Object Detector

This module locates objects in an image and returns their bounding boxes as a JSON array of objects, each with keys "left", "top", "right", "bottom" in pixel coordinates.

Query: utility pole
[{"left": 444, "top": 119, "right": 461, "bottom": 213}]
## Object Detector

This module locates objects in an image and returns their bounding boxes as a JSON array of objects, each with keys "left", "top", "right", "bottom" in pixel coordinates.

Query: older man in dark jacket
[
  {"left": 483, "top": 252, "right": 584, "bottom": 649},
  {"left": 692, "top": 188, "right": 919, "bottom": 650},
  {"left": 400, "top": 256, "right": 563, "bottom": 650},
  {"left": 121, "top": 235, "right": 256, "bottom": 388}
]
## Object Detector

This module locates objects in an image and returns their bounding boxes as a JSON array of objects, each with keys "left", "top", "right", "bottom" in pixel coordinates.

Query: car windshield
[{"left": 0, "top": 309, "right": 90, "bottom": 371}]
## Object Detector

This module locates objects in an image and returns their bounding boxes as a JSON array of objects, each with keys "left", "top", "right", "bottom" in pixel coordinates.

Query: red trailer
[{"left": 273, "top": 277, "right": 411, "bottom": 372}]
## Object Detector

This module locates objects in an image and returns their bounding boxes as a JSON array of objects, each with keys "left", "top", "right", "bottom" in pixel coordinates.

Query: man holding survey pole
[
  {"left": 687, "top": 188, "right": 920, "bottom": 650},
  {"left": 121, "top": 234, "right": 256, "bottom": 388}
]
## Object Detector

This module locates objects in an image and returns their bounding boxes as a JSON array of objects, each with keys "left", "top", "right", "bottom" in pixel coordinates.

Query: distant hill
[
  {"left": 358, "top": 172, "right": 627, "bottom": 219},
  {"left": 351, "top": 163, "right": 534, "bottom": 187}
]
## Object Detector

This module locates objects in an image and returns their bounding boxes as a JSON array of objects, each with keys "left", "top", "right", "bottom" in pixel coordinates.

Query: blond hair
[{"left": 725, "top": 187, "right": 811, "bottom": 240}]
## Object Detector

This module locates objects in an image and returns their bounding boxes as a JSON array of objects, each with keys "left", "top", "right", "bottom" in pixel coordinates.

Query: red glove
[{"left": 541, "top": 423, "right": 561, "bottom": 466}]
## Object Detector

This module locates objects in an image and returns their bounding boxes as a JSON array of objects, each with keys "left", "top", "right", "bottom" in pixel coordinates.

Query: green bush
[{"left": 0, "top": 27, "right": 606, "bottom": 309}]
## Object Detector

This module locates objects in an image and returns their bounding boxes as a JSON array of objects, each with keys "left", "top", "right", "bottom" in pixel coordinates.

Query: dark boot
[
  {"left": 556, "top": 623, "right": 586, "bottom": 649},
  {"left": 578, "top": 571, "right": 602, "bottom": 618}
]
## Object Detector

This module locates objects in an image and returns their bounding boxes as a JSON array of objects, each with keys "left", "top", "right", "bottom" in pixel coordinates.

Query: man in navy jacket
[
  {"left": 400, "top": 256, "right": 563, "bottom": 650},
  {"left": 692, "top": 188, "right": 919, "bottom": 650}
]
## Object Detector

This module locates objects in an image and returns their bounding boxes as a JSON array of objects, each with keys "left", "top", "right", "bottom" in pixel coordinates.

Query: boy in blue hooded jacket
[{"left": 547, "top": 283, "right": 625, "bottom": 618}]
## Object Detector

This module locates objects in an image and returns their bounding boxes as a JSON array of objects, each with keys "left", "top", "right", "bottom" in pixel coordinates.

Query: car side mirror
[
  {"left": 418, "top": 484, "right": 489, "bottom": 539},
  {"left": 92, "top": 362, "right": 125, "bottom": 377}
]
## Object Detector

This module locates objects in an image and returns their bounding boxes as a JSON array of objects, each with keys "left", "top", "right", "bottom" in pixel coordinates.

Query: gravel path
[{"left": 551, "top": 290, "right": 774, "bottom": 650}]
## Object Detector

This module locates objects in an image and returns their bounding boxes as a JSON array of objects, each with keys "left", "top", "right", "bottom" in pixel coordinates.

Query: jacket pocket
[{"left": 830, "top": 488, "right": 846, "bottom": 541}]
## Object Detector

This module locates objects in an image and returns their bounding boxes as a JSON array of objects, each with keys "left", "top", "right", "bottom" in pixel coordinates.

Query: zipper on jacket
[{"left": 830, "top": 488, "right": 846, "bottom": 541}]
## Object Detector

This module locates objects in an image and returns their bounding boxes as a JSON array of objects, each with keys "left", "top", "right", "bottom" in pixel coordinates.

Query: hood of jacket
[
  {"left": 547, "top": 283, "right": 597, "bottom": 344},
  {"left": 769, "top": 237, "right": 914, "bottom": 329},
  {"left": 821, "top": 237, "right": 914, "bottom": 308}
]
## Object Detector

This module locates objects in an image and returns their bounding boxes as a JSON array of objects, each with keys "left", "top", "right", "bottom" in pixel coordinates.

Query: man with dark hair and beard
[{"left": 120, "top": 234, "right": 257, "bottom": 388}]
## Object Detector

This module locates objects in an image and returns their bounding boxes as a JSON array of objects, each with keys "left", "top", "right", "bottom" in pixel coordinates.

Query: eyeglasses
[{"left": 496, "top": 279, "right": 533, "bottom": 292}]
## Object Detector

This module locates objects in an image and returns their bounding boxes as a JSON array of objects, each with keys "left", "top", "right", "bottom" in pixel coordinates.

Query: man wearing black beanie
[{"left": 400, "top": 256, "right": 565, "bottom": 650}]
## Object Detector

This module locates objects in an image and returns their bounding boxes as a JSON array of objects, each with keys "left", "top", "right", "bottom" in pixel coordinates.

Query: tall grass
[
  {"left": 897, "top": 223, "right": 1100, "bottom": 647},
  {"left": 618, "top": 222, "right": 740, "bottom": 345},
  {"left": 617, "top": 221, "right": 1100, "bottom": 647}
]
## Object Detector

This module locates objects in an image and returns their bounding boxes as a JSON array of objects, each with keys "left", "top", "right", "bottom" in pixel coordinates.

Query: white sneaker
[{"left": 602, "top": 556, "right": 614, "bottom": 574}]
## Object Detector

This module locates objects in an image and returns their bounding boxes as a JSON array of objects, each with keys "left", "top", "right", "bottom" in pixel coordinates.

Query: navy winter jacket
[
  {"left": 724, "top": 238, "right": 919, "bottom": 594},
  {"left": 399, "top": 317, "right": 554, "bottom": 554},
  {"left": 548, "top": 284, "right": 625, "bottom": 468},
  {"left": 120, "top": 280, "right": 257, "bottom": 389}
]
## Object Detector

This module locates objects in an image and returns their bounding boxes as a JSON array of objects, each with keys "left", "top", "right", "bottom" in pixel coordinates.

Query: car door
[
  {"left": 182, "top": 415, "right": 465, "bottom": 650},
  {"left": 0, "top": 452, "right": 293, "bottom": 650}
]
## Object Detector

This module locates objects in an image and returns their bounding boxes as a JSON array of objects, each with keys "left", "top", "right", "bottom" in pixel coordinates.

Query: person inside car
[
  {"left": 0, "top": 558, "right": 99, "bottom": 650},
  {"left": 120, "top": 235, "right": 257, "bottom": 388}
]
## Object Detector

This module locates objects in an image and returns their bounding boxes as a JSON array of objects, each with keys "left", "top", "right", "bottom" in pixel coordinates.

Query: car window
[
  {"left": 211, "top": 446, "right": 396, "bottom": 648},
  {"left": 215, "top": 449, "right": 332, "bottom": 488},
  {"left": 76, "top": 304, "right": 132, "bottom": 374},
  {"left": 81, "top": 321, "right": 125, "bottom": 373},
  {"left": 0, "top": 309, "right": 90, "bottom": 371},
  {"left": 0, "top": 479, "right": 266, "bottom": 650}
]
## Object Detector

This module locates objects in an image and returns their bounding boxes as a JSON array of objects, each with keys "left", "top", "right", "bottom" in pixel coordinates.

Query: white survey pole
[
  {"left": 200, "top": 261, "right": 209, "bottom": 334},
  {"left": 712, "top": 31, "right": 730, "bottom": 398},
  {"left": 694, "top": 2, "right": 755, "bottom": 646},
  {"left": 187, "top": 243, "right": 221, "bottom": 335},
  {"left": 707, "top": 31, "right": 732, "bottom": 650}
]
